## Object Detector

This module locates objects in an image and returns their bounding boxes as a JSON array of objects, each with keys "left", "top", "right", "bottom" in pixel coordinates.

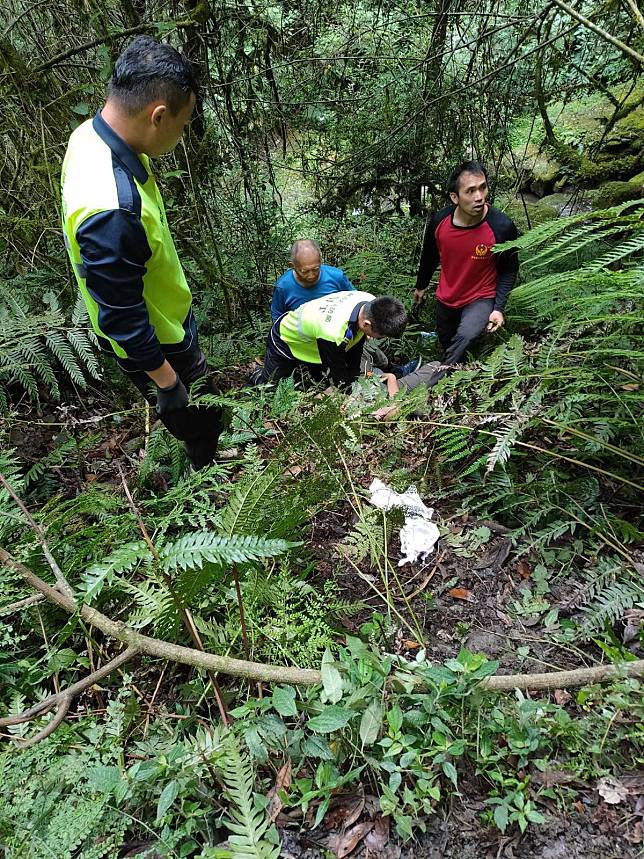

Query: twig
[
  {"left": 0, "top": 472, "right": 74, "bottom": 599},
  {"left": 407, "top": 552, "right": 443, "bottom": 599},
  {"left": 117, "top": 465, "right": 230, "bottom": 726},
  {"left": 2, "top": 549, "right": 643, "bottom": 692},
  {"left": 0, "top": 593, "right": 45, "bottom": 615},
  {"left": 231, "top": 564, "right": 250, "bottom": 661},
  {"left": 0, "top": 646, "right": 138, "bottom": 728},
  {"left": 17, "top": 697, "right": 71, "bottom": 749},
  {"left": 31, "top": 20, "right": 197, "bottom": 74}
]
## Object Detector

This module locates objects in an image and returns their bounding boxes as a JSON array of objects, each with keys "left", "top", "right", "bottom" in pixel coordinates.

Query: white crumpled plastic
[{"left": 368, "top": 478, "right": 440, "bottom": 566}]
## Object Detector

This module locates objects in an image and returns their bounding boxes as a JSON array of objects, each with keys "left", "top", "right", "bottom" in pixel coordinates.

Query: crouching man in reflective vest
[{"left": 256, "top": 290, "right": 408, "bottom": 389}]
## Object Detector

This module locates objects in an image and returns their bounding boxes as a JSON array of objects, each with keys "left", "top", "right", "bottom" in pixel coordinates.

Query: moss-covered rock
[
  {"left": 593, "top": 180, "right": 644, "bottom": 208},
  {"left": 497, "top": 199, "right": 559, "bottom": 233}
]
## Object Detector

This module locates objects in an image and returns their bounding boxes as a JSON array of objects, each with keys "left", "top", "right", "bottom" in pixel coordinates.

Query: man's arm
[
  {"left": 271, "top": 284, "right": 286, "bottom": 322},
  {"left": 316, "top": 338, "right": 364, "bottom": 390},
  {"left": 490, "top": 214, "right": 520, "bottom": 312},
  {"left": 77, "top": 209, "right": 185, "bottom": 406},
  {"left": 414, "top": 213, "right": 440, "bottom": 301},
  {"left": 340, "top": 269, "right": 355, "bottom": 291}
]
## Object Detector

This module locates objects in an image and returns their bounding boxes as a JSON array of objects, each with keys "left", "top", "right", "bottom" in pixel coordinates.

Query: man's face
[
  {"left": 450, "top": 171, "right": 488, "bottom": 217},
  {"left": 293, "top": 248, "right": 322, "bottom": 286},
  {"left": 147, "top": 94, "right": 196, "bottom": 157}
]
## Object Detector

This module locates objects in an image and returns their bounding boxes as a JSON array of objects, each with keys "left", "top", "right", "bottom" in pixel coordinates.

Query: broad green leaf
[
  {"left": 87, "top": 765, "right": 122, "bottom": 794},
  {"left": 156, "top": 779, "right": 179, "bottom": 823},
  {"left": 359, "top": 701, "right": 383, "bottom": 747},
  {"left": 320, "top": 650, "right": 343, "bottom": 704},
  {"left": 387, "top": 703, "right": 403, "bottom": 734},
  {"left": 271, "top": 685, "right": 297, "bottom": 717},
  {"left": 494, "top": 803, "right": 508, "bottom": 832},
  {"left": 72, "top": 102, "right": 90, "bottom": 115},
  {"left": 307, "top": 705, "right": 353, "bottom": 733},
  {"left": 302, "top": 736, "right": 334, "bottom": 760},
  {"left": 442, "top": 760, "right": 458, "bottom": 787}
]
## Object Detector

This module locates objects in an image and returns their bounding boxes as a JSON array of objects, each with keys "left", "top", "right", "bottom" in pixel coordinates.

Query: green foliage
[
  {"left": 206, "top": 734, "right": 280, "bottom": 859},
  {"left": 0, "top": 280, "right": 100, "bottom": 407}
]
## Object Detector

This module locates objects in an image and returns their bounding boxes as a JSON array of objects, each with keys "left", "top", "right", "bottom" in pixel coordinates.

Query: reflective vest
[
  {"left": 60, "top": 114, "right": 192, "bottom": 363},
  {"left": 279, "top": 290, "right": 375, "bottom": 363}
]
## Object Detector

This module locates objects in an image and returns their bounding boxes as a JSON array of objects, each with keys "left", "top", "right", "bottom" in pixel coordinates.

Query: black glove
[{"left": 156, "top": 376, "right": 189, "bottom": 415}]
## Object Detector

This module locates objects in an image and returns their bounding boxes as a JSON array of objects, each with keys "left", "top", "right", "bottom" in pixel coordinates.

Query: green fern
[
  {"left": 212, "top": 732, "right": 280, "bottom": 859},
  {"left": 0, "top": 277, "right": 101, "bottom": 406},
  {"left": 160, "top": 531, "right": 299, "bottom": 572},
  {"left": 80, "top": 540, "right": 149, "bottom": 602}
]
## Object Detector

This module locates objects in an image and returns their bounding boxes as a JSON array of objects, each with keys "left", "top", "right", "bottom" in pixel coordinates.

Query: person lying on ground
[
  {"left": 412, "top": 160, "right": 519, "bottom": 386},
  {"left": 61, "top": 37, "right": 224, "bottom": 469},
  {"left": 270, "top": 239, "right": 415, "bottom": 377},
  {"left": 255, "top": 290, "right": 408, "bottom": 389},
  {"left": 371, "top": 362, "right": 442, "bottom": 420}
]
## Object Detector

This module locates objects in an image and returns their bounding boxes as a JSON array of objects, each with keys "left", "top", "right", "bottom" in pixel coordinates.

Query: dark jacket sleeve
[
  {"left": 316, "top": 338, "right": 364, "bottom": 389},
  {"left": 76, "top": 209, "right": 164, "bottom": 371},
  {"left": 415, "top": 212, "right": 441, "bottom": 292},
  {"left": 489, "top": 211, "right": 520, "bottom": 311}
]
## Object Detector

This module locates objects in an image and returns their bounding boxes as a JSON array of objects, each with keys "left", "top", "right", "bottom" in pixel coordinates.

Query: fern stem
[
  {"left": 232, "top": 563, "right": 250, "bottom": 661},
  {"left": 541, "top": 419, "right": 644, "bottom": 466}
]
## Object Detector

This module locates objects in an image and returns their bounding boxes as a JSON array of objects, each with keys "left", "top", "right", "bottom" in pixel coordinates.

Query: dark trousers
[
  {"left": 436, "top": 297, "right": 494, "bottom": 365},
  {"left": 258, "top": 330, "right": 324, "bottom": 386},
  {"left": 123, "top": 345, "right": 224, "bottom": 469}
]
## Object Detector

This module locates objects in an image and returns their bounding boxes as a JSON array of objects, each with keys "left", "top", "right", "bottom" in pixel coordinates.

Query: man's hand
[
  {"left": 487, "top": 310, "right": 505, "bottom": 332},
  {"left": 413, "top": 288, "right": 427, "bottom": 305},
  {"left": 156, "top": 376, "right": 189, "bottom": 415}
]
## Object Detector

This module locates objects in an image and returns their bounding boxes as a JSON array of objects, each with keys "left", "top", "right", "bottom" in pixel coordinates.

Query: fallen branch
[
  {"left": 0, "top": 473, "right": 74, "bottom": 599},
  {"left": 0, "top": 549, "right": 320, "bottom": 685},
  {"left": 17, "top": 697, "right": 71, "bottom": 749},
  {"left": 2, "top": 548, "right": 642, "bottom": 695},
  {"left": 0, "top": 646, "right": 137, "bottom": 728},
  {"left": 481, "top": 661, "right": 644, "bottom": 691}
]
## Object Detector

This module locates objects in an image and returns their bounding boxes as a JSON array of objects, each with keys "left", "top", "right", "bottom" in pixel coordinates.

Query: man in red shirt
[{"left": 413, "top": 161, "right": 519, "bottom": 370}]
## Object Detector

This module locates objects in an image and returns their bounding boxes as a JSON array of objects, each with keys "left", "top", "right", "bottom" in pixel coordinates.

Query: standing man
[
  {"left": 258, "top": 291, "right": 407, "bottom": 389},
  {"left": 61, "top": 36, "right": 223, "bottom": 469},
  {"left": 413, "top": 161, "right": 519, "bottom": 371},
  {"left": 271, "top": 240, "right": 354, "bottom": 321}
]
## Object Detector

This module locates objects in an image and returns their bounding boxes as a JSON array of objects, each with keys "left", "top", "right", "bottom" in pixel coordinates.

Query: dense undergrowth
[{"left": 1, "top": 202, "right": 643, "bottom": 856}]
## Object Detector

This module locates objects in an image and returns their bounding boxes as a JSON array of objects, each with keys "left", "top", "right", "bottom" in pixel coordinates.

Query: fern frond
[
  {"left": 582, "top": 232, "right": 644, "bottom": 272},
  {"left": 218, "top": 468, "right": 280, "bottom": 537},
  {"left": 80, "top": 540, "right": 149, "bottom": 602},
  {"left": 218, "top": 732, "right": 280, "bottom": 859},
  {"left": 160, "top": 532, "right": 299, "bottom": 572}
]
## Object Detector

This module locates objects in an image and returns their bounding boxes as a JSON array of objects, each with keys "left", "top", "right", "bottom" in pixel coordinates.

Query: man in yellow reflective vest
[
  {"left": 61, "top": 37, "right": 223, "bottom": 469},
  {"left": 256, "top": 290, "right": 407, "bottom": 388}
]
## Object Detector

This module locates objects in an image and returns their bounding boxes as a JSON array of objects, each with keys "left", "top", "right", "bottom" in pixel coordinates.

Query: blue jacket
[{"left": 271, "top": 264, "right": 355, "bottom": 321}]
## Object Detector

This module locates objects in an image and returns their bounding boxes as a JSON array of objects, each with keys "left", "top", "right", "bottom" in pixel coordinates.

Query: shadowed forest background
[{"left": 0, "top": 1, "right": 643, "bottom": 857}]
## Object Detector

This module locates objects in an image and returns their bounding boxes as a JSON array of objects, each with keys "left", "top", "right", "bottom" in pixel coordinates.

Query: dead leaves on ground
[{"left": 272, "top": 778, "right": 397, "bottom": 858}]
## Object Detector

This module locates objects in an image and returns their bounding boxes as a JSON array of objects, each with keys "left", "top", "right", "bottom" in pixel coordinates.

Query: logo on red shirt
[{"left": 472, "top": 243, "right": 490, "bottom": 260}]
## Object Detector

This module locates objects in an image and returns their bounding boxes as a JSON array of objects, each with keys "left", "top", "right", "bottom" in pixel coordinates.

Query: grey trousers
[
  {"left": 436, "top": 297, "right": 494, "bottom": 365},
  {"left": 398, "top": 361, "right": 442, "bottom": 392}
]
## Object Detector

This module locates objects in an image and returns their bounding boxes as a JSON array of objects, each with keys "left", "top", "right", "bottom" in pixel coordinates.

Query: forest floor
[{"left": 5, "top": 368, "right": 643, "bottom": 859}]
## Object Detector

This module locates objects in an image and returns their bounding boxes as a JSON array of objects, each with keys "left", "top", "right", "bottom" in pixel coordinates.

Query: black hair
[
  {"left": 108, "top": 36, "right": 199, "bottom": 116},
  {"left": 447, "top": 161, "right": 488, "bottom": 195},
  {"left": 365, "top": 296, "right": 407, "bottom": 338}
]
